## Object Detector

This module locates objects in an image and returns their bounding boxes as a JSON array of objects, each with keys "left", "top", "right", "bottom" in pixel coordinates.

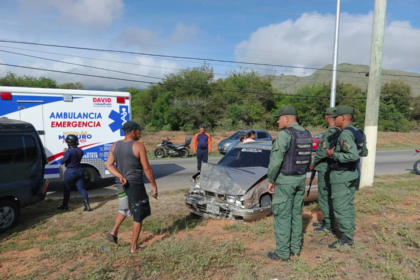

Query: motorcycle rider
[{"left": 57, "top": 134, "right": 92, "bottom": 211}]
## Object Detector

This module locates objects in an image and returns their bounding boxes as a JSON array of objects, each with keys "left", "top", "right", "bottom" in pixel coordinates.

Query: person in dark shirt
[
  {"left": 57, "top": 134, "right": 91, "bottom": 211},
  {"left": 192, "top": 124, "right": 212, "bottom": 171}
]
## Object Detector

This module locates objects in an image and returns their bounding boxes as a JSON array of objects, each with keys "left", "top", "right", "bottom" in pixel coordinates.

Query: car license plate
[{"left": 206, "top": 204, "right": 220, "bottom": 214}]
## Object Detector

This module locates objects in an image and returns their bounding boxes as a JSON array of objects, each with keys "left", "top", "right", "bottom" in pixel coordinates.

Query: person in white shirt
[{"left": 243, "top": 131, "right": 256, "bottom": 144}]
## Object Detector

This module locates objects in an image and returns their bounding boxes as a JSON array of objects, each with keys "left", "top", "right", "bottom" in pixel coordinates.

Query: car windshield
[{"left": 217, "top": 147, "right": 270, "bottom": 168}]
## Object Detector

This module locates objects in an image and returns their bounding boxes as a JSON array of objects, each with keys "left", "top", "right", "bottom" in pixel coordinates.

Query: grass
[{"left": 1, "top": 174, "right": 420, "bottom": 279}]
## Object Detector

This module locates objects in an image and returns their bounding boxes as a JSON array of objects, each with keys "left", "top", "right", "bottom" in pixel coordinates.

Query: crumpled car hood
[{"left": 199, "top": 163, "right": 267, "bottom": 196}]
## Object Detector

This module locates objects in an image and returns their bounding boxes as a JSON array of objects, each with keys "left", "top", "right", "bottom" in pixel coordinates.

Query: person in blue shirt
[{"left": 57, "top": 134, "right": 91, "bottom": 211}]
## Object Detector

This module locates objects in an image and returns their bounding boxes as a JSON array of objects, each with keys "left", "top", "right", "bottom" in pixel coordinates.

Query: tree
[
  {"left": 0, "top": 72, "right": 58, "bottom": 88},
  {"left": 59, "top": 82, "right": 84, "bottom": 89}
]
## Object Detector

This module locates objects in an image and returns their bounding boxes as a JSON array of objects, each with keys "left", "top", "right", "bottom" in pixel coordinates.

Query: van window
[{"left": 0, "top": 136, "right": 38, "bottom": 164}]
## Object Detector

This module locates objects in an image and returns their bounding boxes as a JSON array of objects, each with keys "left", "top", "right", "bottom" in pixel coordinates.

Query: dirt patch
[{"left": 0, "top": 248, "right": 43, "bottom": 277}]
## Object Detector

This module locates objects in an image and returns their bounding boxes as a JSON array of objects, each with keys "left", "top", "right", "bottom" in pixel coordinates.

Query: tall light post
[{"left": 330, "top": 0, "right": 341, "bottom": 107}]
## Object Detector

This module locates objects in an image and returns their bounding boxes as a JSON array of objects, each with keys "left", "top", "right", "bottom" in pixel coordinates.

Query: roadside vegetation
[
  {"left": 2, "top": 68, "right": 420, "bottom": 133},
  {"left": 1, "top": 173, "right": 419, "bottom": 279}
]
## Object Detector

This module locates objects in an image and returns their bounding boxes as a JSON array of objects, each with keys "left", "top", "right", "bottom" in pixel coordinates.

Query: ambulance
[{"left": 0, "top": 86, "right": 131, "bottom": 184}]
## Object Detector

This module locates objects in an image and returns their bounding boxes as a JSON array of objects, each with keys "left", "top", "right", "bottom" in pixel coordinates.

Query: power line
[
  {"left": 2, "top": 39, "right": 420, "bottom": 79},
  {"left": 0, "top": 49, "right": 163, "bottom": 80},
  {"left": 0, "top": 45, "right": 316, "bottom": 77},
  {"left": 0, "top": 39, "right": 368, "bottom": 74},
  {"left": 1, "top": 62, "right": 418, "bottom": 100}
]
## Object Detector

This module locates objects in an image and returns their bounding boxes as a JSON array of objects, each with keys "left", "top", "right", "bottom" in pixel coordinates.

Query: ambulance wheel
[
  {"left": 180, "top": 148, "right": 189, "bottom": 158},
  {"left": 154, "top": 148, "right": 165, "bottom": 158},
  {"left": 0, "top": 200, "right": 19, "bottom": 234},
  {"left": 83, "top": 166, "right": 98, "bottom": 189}
]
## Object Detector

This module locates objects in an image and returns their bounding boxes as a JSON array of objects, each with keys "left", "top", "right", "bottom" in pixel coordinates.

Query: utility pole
[
  {"left": 360, "top": 0, "right": 387, "bottom": 188},
  {"left": 330, "top": 0, "right": 341, "bottom": 107}
]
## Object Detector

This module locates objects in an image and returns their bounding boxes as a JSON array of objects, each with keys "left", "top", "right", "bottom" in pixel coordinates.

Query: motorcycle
[
  {"left": 154, "top": 137, "right": 191, "bottom": 158},
  {"left": 413, "top": 149, "right": 420, "bottom": 175}
]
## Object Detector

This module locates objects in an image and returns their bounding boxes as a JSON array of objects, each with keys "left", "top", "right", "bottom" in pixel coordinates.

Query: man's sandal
[{"left": 105, "top": 233, "right": 118, "bottom": 244}]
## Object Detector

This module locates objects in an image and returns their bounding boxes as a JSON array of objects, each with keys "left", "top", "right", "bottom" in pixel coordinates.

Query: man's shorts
[{"left": 118, "top": 192, "right": 132, "bottom": 217}]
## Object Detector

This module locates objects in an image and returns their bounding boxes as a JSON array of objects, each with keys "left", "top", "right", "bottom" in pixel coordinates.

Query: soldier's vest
[
  {"left": 330, "top": 126, "right": 365, "bottom": 172},
  {"left": 280, "top": 127, "right": 313, "bottom": 176}
]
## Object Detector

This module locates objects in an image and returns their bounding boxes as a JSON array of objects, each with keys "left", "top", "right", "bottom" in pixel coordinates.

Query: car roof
[
  {"left": 239, "top": 129, "right": 269, "bottom": 133},
  {"left": 0, "top": 118, "right": 36, "bottom": 132},
  {"left": 232, "top": 141, "right": 272, "bottom": 150}
]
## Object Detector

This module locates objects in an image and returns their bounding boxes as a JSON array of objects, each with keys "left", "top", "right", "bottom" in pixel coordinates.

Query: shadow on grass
[
  {"left": 0, "top": 196, "right": 114, "bottom": 242},
  {"left": 143, "top": 214, "right": 204, "bottom": 235}
]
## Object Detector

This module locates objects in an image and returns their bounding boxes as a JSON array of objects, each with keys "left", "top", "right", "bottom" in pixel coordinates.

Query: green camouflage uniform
[
  {"left": 330, "top": 123, "right": 368, "bottom": 241},
  {"left": 312, "top": 125, "right": 341, "bottom": 229},
  {"left": 268, "top": 122, "right": 307, "bottom": 259}
]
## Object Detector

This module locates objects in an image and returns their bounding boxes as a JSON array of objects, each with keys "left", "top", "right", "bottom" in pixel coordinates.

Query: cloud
[
  {"left": 16, "top": 0, "right": 124, "bottom": 29},
  {"left": 117, "top": 27, "right": 160, "bottom": 51},
  {"left": 118, "top": 23, "right": 202, "bottom": 51},
  {"left": 234, "top": 12, "right": 420, "bottom": 76},
  {"left": 169, "top": 23, "right": 201, "bottom": 43}
]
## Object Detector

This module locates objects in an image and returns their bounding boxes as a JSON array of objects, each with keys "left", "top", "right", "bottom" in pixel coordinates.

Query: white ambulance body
[{"left": 0, "top": 86, "right": 131, "bottom": 182}]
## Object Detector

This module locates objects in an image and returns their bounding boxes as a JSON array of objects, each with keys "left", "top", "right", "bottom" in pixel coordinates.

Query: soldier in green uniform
[
  {"left": 310, "top": 107, "right": 341, "bottom": 233},
  {"left": 326, "top": 105, "right": 368, "bottom": 248},
  {"left": 267, "top": 106, "right": 313, "bottom": 261}
]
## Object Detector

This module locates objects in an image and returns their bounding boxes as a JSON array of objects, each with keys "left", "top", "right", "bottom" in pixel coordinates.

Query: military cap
[
  {"left": 273, "top": 106, "right": 298, "bottom": 118},
  {"left": 335, "top": 105, "right": 354, "bottom": 116},
  {"left": 122, "top": 121, "right": 145, "bottom": 133},
  {"left": 325, "top": 107, "right": 337, "bottom": 117}
]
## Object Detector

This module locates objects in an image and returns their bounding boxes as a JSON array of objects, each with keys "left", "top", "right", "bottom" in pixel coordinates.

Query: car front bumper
[{"left": 184, "top": 194, "right": 270, "bottom": 222}]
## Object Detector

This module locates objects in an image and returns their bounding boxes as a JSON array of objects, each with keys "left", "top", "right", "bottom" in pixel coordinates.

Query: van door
[
  {"left": 0, "top": 134, "right": 43, "bottom": 207},
  {"left": 18, "top": 101, "right": 45, "bottom": 144}
]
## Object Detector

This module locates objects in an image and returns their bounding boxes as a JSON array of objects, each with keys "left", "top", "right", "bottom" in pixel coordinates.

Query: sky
[{"left": 0, "top": 0, "right": 419, "bottom": 90}]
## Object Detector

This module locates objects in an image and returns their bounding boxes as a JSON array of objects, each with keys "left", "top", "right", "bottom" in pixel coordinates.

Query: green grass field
[{"left": 1, "top": 173, "right": 420, "bottom": 279}]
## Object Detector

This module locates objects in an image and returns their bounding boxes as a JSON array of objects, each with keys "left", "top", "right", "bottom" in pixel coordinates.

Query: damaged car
[{"left": 184, "top": 141, "right": 318, "bottom": 222}]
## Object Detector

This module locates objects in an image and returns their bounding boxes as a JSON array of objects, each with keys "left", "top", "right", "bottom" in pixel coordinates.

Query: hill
[{"left": 270, "top": 63, "right": 420, "bottom": 96}]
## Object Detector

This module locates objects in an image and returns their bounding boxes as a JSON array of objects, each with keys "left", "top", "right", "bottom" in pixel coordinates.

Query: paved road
[{"left": 47, "top": 150, "right": 418, "bottom": 199}]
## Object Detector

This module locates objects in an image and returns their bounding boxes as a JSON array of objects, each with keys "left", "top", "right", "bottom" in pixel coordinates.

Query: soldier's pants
[
  {"left": 272, "top": 180, "right": 305, "bottom": 259},
  {"left": 331, "top": 180, "right": 356, "bottom": 240},
  {"left": 317, "top": 170, "right": 335, "bottom": 228}
]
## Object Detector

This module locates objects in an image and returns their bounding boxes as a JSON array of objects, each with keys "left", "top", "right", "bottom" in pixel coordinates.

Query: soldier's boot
[
  {"left": 57, "top": 201, "right": 69, "bottom": 210},
  {"left": 267, "top": 252, "right": 290, "bottom": 262},
  {"left": 328, "top": 233, "right": 353, "bottom": 249},
  {"left": 315, "top": 225, "right": 336, "bottom": 234},
  {"left": 290, "top": 252, "right": 300, "bottom": 258},
  {"left": 312, "top": 220, "right": 325, "bottom": 227},
  {"left": 83, "top": 199, "right": 92, "bottom": 212}
]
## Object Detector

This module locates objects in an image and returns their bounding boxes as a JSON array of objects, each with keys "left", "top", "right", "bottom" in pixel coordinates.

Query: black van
[{"left": 0, "top": 118, "right": 49, "bottom": 233}]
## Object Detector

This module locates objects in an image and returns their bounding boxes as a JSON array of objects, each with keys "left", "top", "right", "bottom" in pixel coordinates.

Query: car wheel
[
  {"left": 83, "top": 166, "right": 98, "bottom": 189},
  {"left": 0, "top": 200, "right": 19, "bottom": 234},
  {"left": 260, "top": 194, "right": 272, "bottom": 216},
  {"left": 414, "top": 160, "right": 420, "bottom": 175},
  {"left": 154, "top": 148, "right": 165, "bottom": 158}
]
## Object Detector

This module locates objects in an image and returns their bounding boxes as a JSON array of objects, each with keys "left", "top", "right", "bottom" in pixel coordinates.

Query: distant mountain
[{"left": 269, "top": 63, "right": 420, "bottom": 96}]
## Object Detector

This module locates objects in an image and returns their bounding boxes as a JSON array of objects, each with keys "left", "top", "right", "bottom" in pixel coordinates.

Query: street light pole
[
  {"left": 330, "top": 0, "right": 341, "bottom": 107},
  {"left": 360, "top": 0, "right": 387, "bottom": 188}
]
